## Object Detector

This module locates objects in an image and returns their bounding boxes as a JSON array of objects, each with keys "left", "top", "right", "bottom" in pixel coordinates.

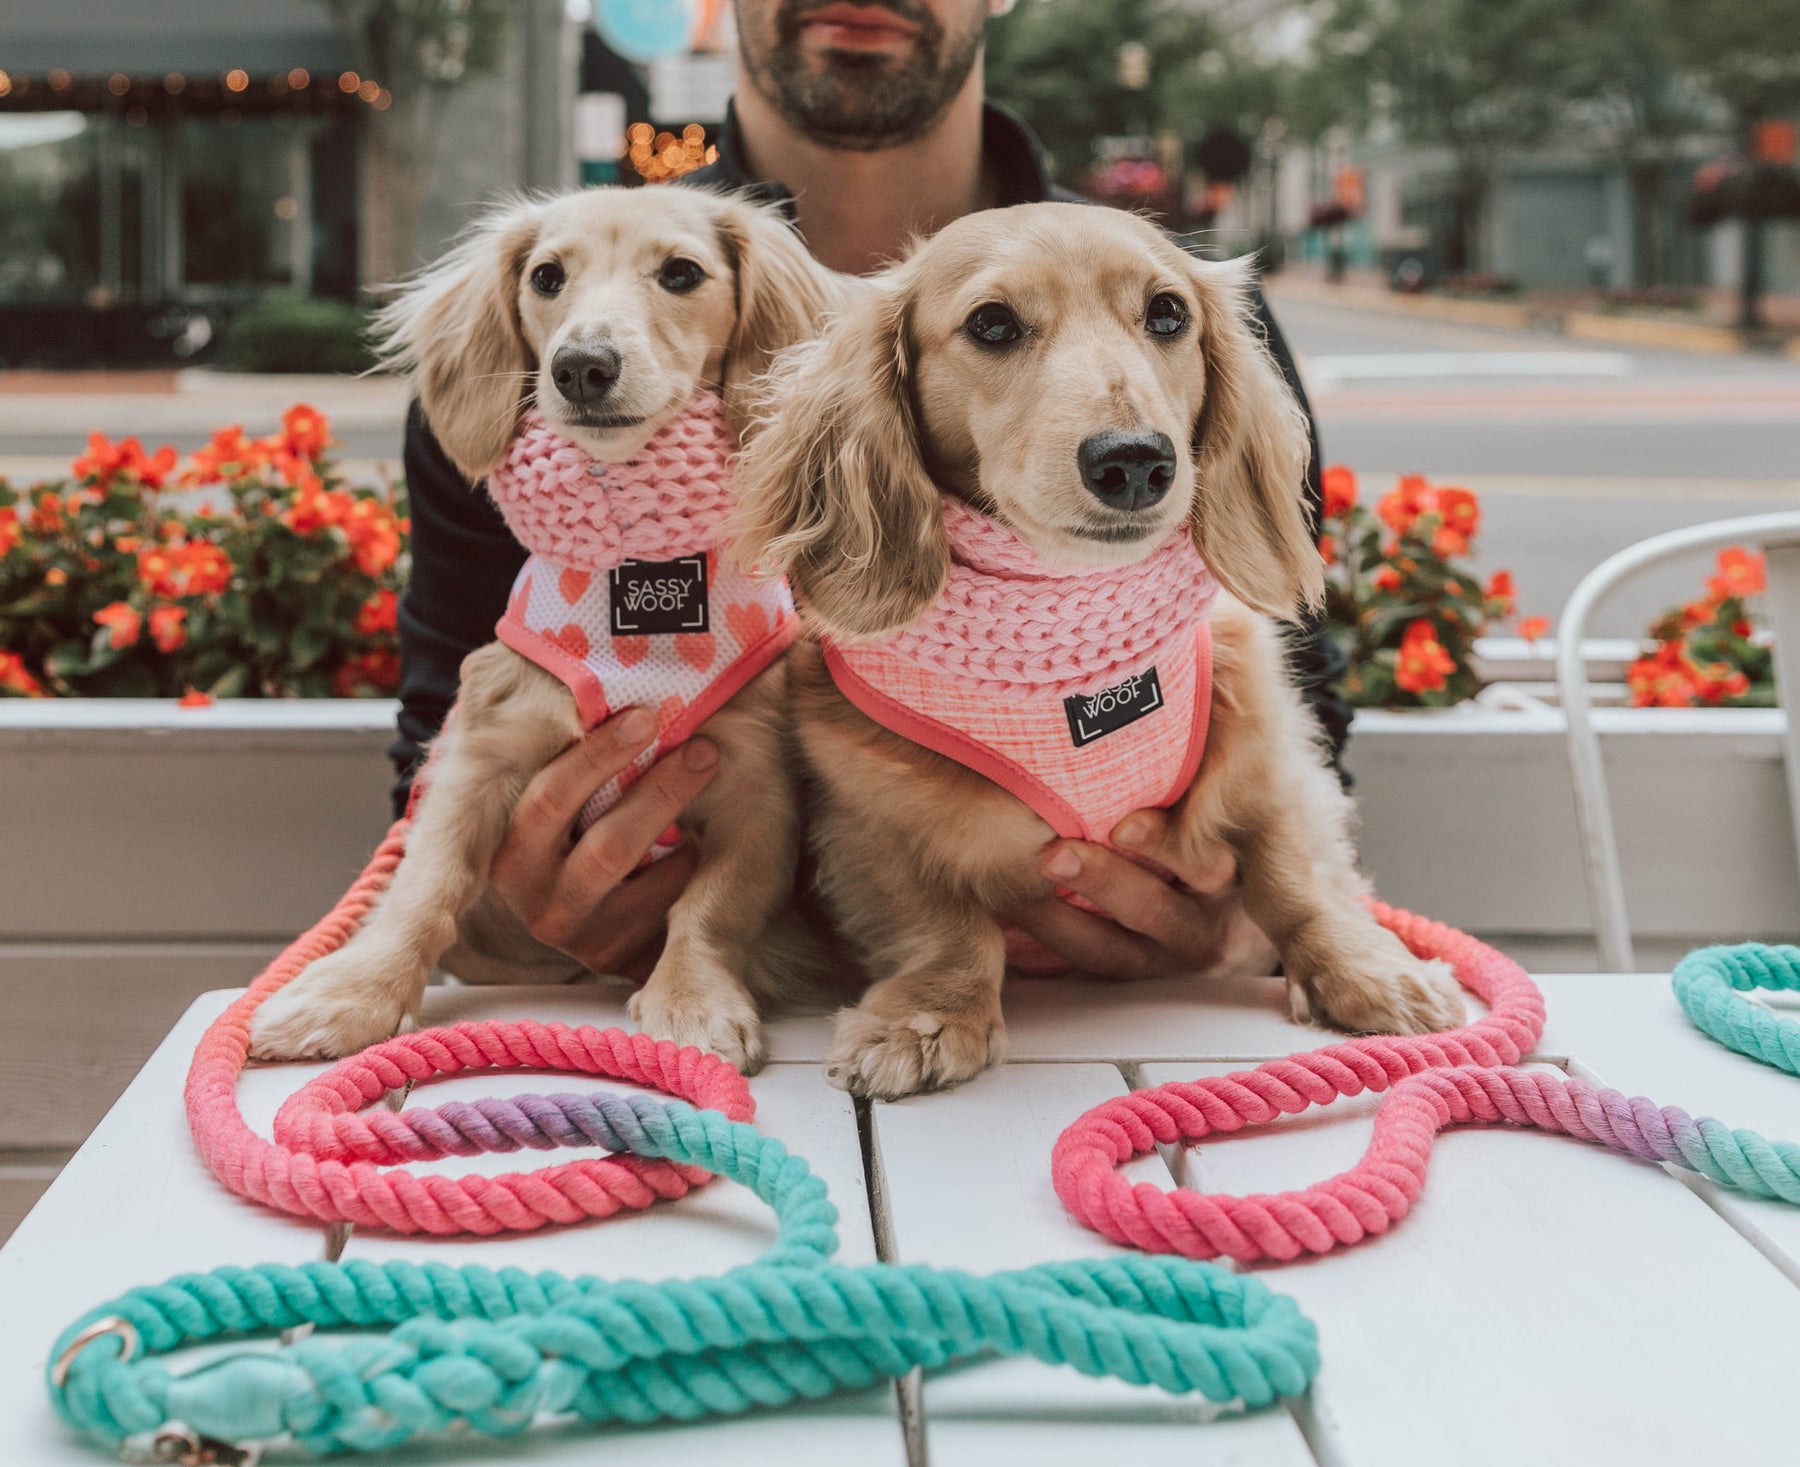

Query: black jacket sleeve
[
  {"left": 388, "top": 403, "right": 528, "bottom": 816},
  {"left": 1245, "top": 283, "right": 1353, "bottom": 783}
]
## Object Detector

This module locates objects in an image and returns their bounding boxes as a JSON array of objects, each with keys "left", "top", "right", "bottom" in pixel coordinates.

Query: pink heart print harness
[
  {"left": 486, "top": 393, "right": 797, "bottom": 847},
  {"left": 823, "top": 496, "right": 1219, "bottom": 965}
]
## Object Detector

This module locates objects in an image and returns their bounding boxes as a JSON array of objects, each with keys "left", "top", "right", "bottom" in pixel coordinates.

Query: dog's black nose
[
  {"left": 550, "top": 343, "right": 622, "bottom": 406},
  {"left": 1077, "top": 430, "right": 1177, "bottom": 512}
]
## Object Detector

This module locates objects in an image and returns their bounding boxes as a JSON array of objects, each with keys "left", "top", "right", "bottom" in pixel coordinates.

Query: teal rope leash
[
  {"left": 48, "top": 1093, "right": 1320, "bottom": 1458},
  {"left": 1673, "top": 943, "right": 1800, "bottom": 1079}
]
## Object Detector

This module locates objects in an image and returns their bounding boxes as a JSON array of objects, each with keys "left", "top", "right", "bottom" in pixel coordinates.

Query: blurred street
[
  {"left": 1271, "top": 284, "right": 1800, "bottom": 633},
  {"left": 3, "top": 282, "right": 1797, "bottom": 636}
]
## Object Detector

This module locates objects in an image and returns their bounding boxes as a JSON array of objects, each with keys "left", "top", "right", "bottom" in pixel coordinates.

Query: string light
[
  {"left": 625, "top": 121, "right": 713, "bottom": 182},
  {"left": 357, "top": 78, "right": 379, "bottom": 102},
  {"left": 49, "top": 68, "right": 72, "bottom": 91},
  {"left": 165, "top": 73, "right": 186, "bottom": 94},
  {"left": 338, "top": 70, "right": 360, "bottom": 93},
  {"left": 107, "top": 74, "right": 131, "bottom": 96},
  {"left": 224, "top": 69, "right": 249, "bottom": 92},
  {"left": 371, "top": 88, "right": 393, "bottom": 111},
  {"left": 0, "top": 72, "right": 10, "bottom": 99},
  {"left": 288, "top": 67, "right": 309, "bottom": 89}
]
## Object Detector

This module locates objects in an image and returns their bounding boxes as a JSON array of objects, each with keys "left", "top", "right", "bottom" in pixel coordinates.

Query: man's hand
[
  {"left": 488, "top": 707, "right": 719, "bottom": 977},
  {"left": 1004, "top": 809, "right": 1246, "bottom": 980}
]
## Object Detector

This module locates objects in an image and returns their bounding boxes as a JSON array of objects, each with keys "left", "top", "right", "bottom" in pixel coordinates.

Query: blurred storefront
[{"left": 0, "top": 1, "right": 369, "bottom": 367}]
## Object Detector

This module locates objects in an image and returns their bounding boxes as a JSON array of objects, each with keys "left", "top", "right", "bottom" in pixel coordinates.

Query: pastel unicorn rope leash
[
  {"left": 1054, "top": 924, "right": 1800, "bottom": 1261},
  {"left": 47, "top": 1095, "right": 1321, "bottom": 1460},
  {"left": 186, "top": 819, "right": 754, "bottom": 1235}
]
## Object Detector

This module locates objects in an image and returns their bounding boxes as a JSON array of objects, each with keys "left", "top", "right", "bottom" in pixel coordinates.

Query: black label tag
[
  {"left": 1064, "top": 666, "right": 1164, "bottom": 747},
  {"left": 609, "top": 555, "right": 709, "bottom": 634}
]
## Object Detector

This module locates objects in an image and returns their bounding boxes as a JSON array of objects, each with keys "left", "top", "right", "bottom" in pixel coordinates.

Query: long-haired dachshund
[{"left": 732, "top": 203, "right": 1463, "bottom": 1099}]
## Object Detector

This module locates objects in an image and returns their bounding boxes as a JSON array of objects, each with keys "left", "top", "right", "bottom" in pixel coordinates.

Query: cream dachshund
[
  {"left": 250, "top": 187, "right": 844, "bottom": 1070},
  {"left": 732, "top": 202, "right": 1464, "bottom": 1099}
]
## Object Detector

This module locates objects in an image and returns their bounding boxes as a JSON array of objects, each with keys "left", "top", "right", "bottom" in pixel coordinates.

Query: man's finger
[
  {"left": 1111, "top": 809, "right": 1238, "bottom": 895},
  {"left": 1006, "top": 896, "right": 1166, "bottom": 981},
  {"left": 560, "top": 738, "right": 720, "bottom": 898},
  {"left": 562, "top": 842, "right": 698, "bottom": 974},
  {"left": 495, "top": 708, "right": 659, "bottom": 891},
  {"left": 1041, "top": 840, "right": 1201, "bottom": 950}
]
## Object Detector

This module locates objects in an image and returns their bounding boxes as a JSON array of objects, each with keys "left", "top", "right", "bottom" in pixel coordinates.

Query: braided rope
[
  {"left": 186, "top": 818, "right": 755, "bottom": 1236},
  {"left": 49, "top": 1096, "right": 1321, "bottom": 1458},
  {"left": 1672, "top": 942, "right": 1800, "bottom": 1077},
  {"left": 485, "top": 393, "right": 737, "bottom": 570},
  {"left": 1055, "top": 920, "right": 1800, "bottom": 1260},
  {"left": 870, "top": 497, "right": 1221, "bottom": 698}
]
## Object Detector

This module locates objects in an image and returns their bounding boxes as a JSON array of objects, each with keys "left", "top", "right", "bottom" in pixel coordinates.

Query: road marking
[
  {"left": 1306, "top": 351, "right": 1635, "bottom": 382},
  {"left": 1353, "top": 472, "right": 1800, "bottom": 502}
]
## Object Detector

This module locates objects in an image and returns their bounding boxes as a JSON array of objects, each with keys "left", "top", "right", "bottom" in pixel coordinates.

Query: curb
[{"left": 1266, "top": 275, "right": 1794, "bottom": 358}]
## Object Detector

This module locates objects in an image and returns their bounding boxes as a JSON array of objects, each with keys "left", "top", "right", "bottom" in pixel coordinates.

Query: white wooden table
[{"left": 3, "top": 970, "right": 1798, "bottom": 1466}]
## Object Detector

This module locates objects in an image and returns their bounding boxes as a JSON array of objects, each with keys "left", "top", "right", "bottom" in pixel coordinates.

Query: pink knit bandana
[
  {"left": 491, "top": 395, "right": 797, "bottom": 843},
  {"left": 826, "top": 496, "right": 1217, "bottom": 848}
]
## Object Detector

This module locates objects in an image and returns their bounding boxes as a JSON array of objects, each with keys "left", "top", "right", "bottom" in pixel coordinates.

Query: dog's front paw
[
  {"left": 825, "top": 1004, "right": 1004, "bottom": 1100},
  {"left": 628, "top": 985, "right": 767, "bottom": 1074},
  {"left": 248, "top": 949, "right": 419, "bottom": 1061},
  {"left": 1289, "top": 947, "right": 1464, "bottom": 1037}
]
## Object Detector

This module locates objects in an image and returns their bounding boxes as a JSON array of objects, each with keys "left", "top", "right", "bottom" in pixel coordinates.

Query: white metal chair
[{"left": 1556, "top": 511, "right": 1800, "bottom": 973}]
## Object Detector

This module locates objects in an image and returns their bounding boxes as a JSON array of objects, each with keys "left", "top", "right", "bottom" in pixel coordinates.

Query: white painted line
[{"left": 1306, "top": 351, "right": 1635, "bottom": 381}]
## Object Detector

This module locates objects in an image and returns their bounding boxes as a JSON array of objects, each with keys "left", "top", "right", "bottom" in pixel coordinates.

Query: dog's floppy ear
[
  {"left": 711, "top": 195, "right": 849, "bottom": 440},
  {"left": 731, "top": 271, "right": 947, "bottom": 639},
  {"left": 1185, "top": 255, "right": 1323, "bottom": 620},
  {"left": 374, "top": 200, "right": 543, "bottom": 481}
]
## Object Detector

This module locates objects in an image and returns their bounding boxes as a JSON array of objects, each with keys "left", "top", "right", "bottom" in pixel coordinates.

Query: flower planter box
[{"left": 2, "top": 679, "right": 1796, "bottom": 1234}]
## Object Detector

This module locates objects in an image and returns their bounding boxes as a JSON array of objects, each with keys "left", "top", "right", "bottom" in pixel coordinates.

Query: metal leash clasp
[{"left": 120, "top": 1425, "right": 262, "bottom": 1467}]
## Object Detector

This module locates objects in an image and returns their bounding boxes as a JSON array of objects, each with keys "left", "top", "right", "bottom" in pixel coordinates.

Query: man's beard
[{"left": 739, "top": 1, "right": 985, "bottom": 151}]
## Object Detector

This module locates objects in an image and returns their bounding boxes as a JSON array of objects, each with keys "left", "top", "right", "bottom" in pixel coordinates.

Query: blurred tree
[
  {"left": 1306, "top": 0, "right": 1584, "bottom": 271},
  {"left": 985, "top": 0, "right": 1283, "bottom": 180},
  {"left": 316, "top": 0, "right": 512, "bottom": 284},
  {"left": 1564, "top": 0, "right": 1721, "bottom": 288}
]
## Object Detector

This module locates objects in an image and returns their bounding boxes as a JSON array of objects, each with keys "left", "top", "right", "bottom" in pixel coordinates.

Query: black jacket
[{"left": 389, "top": 101, "right": 1350, "bottom": 812}]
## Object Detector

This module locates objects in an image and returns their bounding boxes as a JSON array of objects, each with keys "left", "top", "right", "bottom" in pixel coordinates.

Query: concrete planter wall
[{"left": 3, "top": 666, "right": 1796, "bottom": 1232}]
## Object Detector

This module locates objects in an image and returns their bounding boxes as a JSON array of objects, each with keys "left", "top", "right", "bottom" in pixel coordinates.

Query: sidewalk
[
  {"left": 0, "top": 369, "right": 409, "bottom": 437},
  {"left": 1266, "top": 269, "right": 1800, "bottom": 358}
]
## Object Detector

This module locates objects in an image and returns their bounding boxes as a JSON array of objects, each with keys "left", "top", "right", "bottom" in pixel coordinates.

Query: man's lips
[{"left": 799, "top": 3, "right": 920, "bottom": 47}]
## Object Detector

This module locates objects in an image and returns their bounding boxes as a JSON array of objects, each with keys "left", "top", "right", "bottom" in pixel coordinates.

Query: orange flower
[
  {"left": 1431, "top": 526, "right": 1469, "bottom": 559},
  {"left": 0, "top": 650, "right": 45, "bottom": 697},
  {"left": 279, "top": 403, "right": 331, "bottom": 460},
  {"left": 45, "top": 566, "right": 68, "bottom": 587},
  {"left": 1732, "top": 618, "right": 1754, "bottom": 638},
  {"left": 343, "top": 498, "right": 402, "bottom": 576},
  {"left": 1395, "top": 619, "right": 1455, "bottom": 694},
  {"left": 336, "top": 648, "right": 401, "bottom": 695},
  {"left": 148, "top": 604, "right": 189, "bottom": 653},
  {"left": 28, "top": 493, "right": 62, "bottom": 534},
  {"left": 1680, "top": 600, "right": 1714, "bottom": 630},
  {"left": 70, "top": 431, "right": 178, "bottom": 490},
  {"left": 1706, "top": 547, "right": 1765, "bottom": 603},
  {"left": 181, "top": 424, "right": 271, "bottom": 486},
  {"left": 1627, "top": 642, "right": 1702, "bottom": 707},
  {"left": 93, "top": 601, "right": 142, "bottom": 649},
  {"left": 0, "top": 506, "right": 19, "bottom": 556},
  {"left": 1431, "top": 486, "right": 1479, "bottom": 542},
  {"left": 283, "top": 484, "right": 353, "bottom": 535},
  {"left": 137, "top": 541, "right": 232, "bottom": 598},
  {"left": 1321, "top": 463, "right": 1358, "bottom": 520},
  {"left": 177, "top": 688, "right": 214, "bottom": 708},
  {"left": 1377, "top": 474, "right": 1434, "bottom": 536},
  {"left": 1517, "top": 615, "right": 1550, "bottom": 644},
  {"left": 1318, "top": 533, "right": 1337, "bottom": 565},
  {"left": 355, "top": 589, "right": 398, "bottom": 636},
  {"left": 1484, "top": 569, "right": 1516, "bottom": 616},
  {"left": 1373, "top": 564, "right": 1403, "bottom": 593}
]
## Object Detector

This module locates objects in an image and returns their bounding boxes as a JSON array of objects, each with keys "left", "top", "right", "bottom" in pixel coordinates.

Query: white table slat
[
  {"left": 0, "top": 992, "right": 337, "bottom": 1465},
  {"left": 1536, "top": 972, "right": 1800, "bottom": 1282},
  {"left": 330, "top": 985, "right": 905, "bottom": 1465},
  {"left": 1137, "top": 1056, "right": 1800, "bottom": 1467},
  {"left": 870, "top": 1062, "right": 1318, "bottom": 1466}
]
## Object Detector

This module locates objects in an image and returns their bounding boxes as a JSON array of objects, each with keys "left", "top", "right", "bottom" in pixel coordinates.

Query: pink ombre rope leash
[
  {"left": 184, "top": 818, "right": 753, "bottom": 1236},
  {"left": 1053, "top": 906, "right": 1800, "bottom": 1261}
]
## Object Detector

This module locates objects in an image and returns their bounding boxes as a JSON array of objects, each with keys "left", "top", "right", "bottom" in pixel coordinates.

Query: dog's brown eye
[
  {"left": 657, "top": 257, "right": 706, "bottom": 293},
  {"left": 1146, "top": 292, "right": 1190, "bottom": 337},
  {"left": 530, "top": 261, "right": 565, "bottom": 296},
  {"left": 964, "top": 303, "right": 1023, "bottom": 347}
]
